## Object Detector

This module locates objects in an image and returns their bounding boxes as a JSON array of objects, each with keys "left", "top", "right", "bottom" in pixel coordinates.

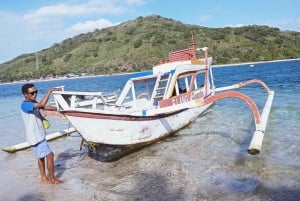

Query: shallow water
[{"left": 0, "top": 60, "right": 299, "bottom": 200}]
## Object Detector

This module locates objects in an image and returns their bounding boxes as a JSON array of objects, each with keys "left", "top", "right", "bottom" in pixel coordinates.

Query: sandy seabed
[{"left": 1, "top": 129, "right": 299, "bottom": 201}]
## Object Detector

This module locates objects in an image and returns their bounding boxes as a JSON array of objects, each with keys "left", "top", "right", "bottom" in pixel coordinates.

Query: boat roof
[
  {"left": 153, "top": 60, "right": 193, "bottom": 74},
  {"left": 153, "top": 57, "right": 213, "bottom": 75},
  {"left": 129, "top": 42, "right": 213, "bottom": 81},
  {"left": 129, "top": 58, "right": 213, "bottom": 82}
]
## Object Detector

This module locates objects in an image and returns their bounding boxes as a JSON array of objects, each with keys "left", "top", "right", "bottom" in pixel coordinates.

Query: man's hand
[
  {"left": 50, "top": 87, "right": 62, "bottom": 92},
  {"left": 43, "top": 110, "right": 66, "bottom": 119}
]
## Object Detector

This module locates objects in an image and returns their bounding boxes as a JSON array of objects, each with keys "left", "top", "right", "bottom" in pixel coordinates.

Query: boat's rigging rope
[
  {"left": 0, "top": 112, "right": 19, "bottom": 120},
  {"left": 0, "top": 111, "right": 70, "bottom": 131}
]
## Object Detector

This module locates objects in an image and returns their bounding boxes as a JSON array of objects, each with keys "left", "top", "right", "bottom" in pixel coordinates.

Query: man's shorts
[{"left": 31, "top": 140, "right": 52, "bottom": 158}]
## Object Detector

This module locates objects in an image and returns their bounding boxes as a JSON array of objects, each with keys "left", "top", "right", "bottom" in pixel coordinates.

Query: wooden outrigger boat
[{"left": 52, "top": 39, "right": 274, "bottom": 161}]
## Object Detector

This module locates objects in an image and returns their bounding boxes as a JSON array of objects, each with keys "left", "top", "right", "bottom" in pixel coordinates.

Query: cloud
[
  {"left": 23, "top": 2, "right": 124, "bottom": 24},
  {"left": 22, "top": 0, "right": 146, "bottom": 23},
  {"left": 198, "top": 15, "right": 213, "bottom": 23},
  {"left": 21, "top": 0, "right": 146, "bottom": 39},
  {"left": 224, "top": 24, "right": 245, "bottom": 28},
  {"left": 272, "top": 18, "right": 300, "bottom": 31},
  {"left": 66, "top": 18, "right": 119, "bottom": 35},
  {"left": 0, "top": 11, "right": 45, "bottom": 62},
  {"left": 0, "top": 1, "right": 134, "bottom": 63},
  {"left": 126, "top": 0, "right": 145, "bottom": 5}
]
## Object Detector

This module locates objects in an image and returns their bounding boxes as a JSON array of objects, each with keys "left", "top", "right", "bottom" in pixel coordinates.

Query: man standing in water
[{"left": 20, "top": 83, "right": 62, "bottom": 184}]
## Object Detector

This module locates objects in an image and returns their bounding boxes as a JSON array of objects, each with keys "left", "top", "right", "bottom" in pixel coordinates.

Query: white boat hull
[{"left": 64, "top": 104, "right": 212, "bottom": 146}]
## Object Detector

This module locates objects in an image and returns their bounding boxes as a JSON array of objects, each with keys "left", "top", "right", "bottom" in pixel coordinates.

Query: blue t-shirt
[{"left": 20, "top": 101, "right": 46, "bottom": 145}]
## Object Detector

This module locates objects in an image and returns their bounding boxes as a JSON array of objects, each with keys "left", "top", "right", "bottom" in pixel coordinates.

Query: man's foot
[
  {"left": 41, "top": 178, "right": 51, "bottom": 184},
  {"left": 41, "top": 178, "right": 63, "bottom": 184},
  {"left": 49, "top": 178, "right": 63, "bottom": 184}
]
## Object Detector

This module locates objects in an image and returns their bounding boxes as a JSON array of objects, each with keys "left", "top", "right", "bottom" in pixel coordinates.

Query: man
[{"left": 20, "top": 83, "right": 62, "bottom": 184}]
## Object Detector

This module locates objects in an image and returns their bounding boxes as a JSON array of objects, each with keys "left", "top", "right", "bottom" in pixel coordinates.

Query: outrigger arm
[{"left": 204, "top": 79, "right": 274, "bottom": 155}]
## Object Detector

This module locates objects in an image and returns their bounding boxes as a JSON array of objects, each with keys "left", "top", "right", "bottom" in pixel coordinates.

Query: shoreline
[
  {"left": 0, "top": 72, "right": 132, "bottom": 86},
  {"left": 211, "top": 57, "right": 300, "bottom": 68},
  {"left": 1, "top": 58, "right": 299, "bottom": 86}
]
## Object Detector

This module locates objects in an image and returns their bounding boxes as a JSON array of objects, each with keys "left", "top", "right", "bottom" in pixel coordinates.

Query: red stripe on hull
[{"left": 61, "top": 109, "right": 186, "bottom": 121}]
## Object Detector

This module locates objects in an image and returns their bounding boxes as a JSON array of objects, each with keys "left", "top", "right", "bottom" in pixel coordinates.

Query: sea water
[{"left": 0, "top": 60, "right": 299, "bottom": 200}]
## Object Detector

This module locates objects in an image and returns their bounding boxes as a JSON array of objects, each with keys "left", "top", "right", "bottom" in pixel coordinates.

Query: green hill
[{"left": 0, "top": 15, "right": 299, "bottom": 82}]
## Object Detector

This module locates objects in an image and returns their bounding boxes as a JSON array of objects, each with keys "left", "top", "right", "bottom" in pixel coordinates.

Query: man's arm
[
  {"left": 44, "top": 104, "right": 57, "bottom": 111},
  {"left": 36, "top": 87, "right": 65, "bottom": 119},
  {"left": 41, "top": 110, "right": 66, "bottom": 119},
  {"left": 34, "top": 87, "right": 61, "bottom": 109}
]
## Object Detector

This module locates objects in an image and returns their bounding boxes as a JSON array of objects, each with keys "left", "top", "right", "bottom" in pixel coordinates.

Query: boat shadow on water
[
  {"left": 85, "top": 143, "right": 149, "bottom": 162},
  {"left": 54, "top": 148, "right": 87, "bottom": 177}
]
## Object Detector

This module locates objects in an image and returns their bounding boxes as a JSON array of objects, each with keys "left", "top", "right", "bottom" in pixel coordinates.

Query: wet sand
[{"left": 1, "top": 127, "right": 299, "bottom": 201}]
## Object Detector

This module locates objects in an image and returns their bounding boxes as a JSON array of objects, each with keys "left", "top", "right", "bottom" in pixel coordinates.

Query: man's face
[{"left": 24, "top": 86, "right": 38, "bottom": 101}]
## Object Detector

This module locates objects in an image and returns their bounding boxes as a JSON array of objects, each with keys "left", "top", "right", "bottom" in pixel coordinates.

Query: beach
[
  {"left": 0, "top": 60, "right": 299, "bottom": 201},
  {"left": 1, "top": 122, "right": 299, "bottom": 201}
]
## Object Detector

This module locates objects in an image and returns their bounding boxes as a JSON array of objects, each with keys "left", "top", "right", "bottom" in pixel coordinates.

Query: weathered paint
[{"left": 64, "top": 104, "right": 211, "bottom": 145}]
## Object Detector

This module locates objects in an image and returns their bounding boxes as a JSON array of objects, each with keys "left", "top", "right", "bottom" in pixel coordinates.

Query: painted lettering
[
  {"left": 191, "top": 90, "right": 204, "bottom": 99},
  {"left": 170, "top": 90, "right": 204, "bottom": 106}
]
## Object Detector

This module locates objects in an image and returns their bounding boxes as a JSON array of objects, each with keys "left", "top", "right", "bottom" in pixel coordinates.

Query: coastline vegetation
[{"left": 0, "top": 15, "right": 299, "bottom": 83}]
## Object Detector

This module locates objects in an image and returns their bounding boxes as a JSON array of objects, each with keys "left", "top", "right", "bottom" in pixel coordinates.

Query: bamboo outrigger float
[
  {"left": 211, "top": 79, "right": 274, "bottom": 154},
  {"left": 51, "top": 39, "right": 274, "bottom": 160},
  {"left": 2, "top": 127, "right": 76, "bottom": 153}
]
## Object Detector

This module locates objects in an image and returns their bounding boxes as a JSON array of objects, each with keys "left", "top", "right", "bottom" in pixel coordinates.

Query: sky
[{"left": 0, "top": 0, "right": 299, "bottom": 64}]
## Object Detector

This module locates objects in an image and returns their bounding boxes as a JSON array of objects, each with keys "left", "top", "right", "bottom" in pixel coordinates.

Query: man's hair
[{"left": 21, "top": 83, "right": 35, "bottom": 94}]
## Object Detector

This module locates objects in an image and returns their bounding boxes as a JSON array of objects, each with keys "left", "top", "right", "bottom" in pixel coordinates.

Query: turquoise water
[{"left": 0, "top": 60, "right": 299, "bottom": 200}]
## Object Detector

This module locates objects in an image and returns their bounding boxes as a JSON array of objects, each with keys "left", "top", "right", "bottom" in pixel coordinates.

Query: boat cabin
[
  {"left": 53, "top": 45, "right": 214, "bottom": 115},
  {"left": 115, "top": 57, "right": 213, "bottom": 111}
]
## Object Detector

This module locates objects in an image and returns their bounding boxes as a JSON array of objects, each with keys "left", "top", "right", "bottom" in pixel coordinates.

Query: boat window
[
  {"left": 193, "top": 72, "right": 205, "bottom": 90},
  {"left": 173, "top": 75, "right": 193, "bottom": 95},
  {"left": 133, "top": 79, "right": 156, "bottom": 100}
]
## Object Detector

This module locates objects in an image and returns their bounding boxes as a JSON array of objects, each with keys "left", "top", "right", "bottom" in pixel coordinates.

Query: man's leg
[
  {"left": 46, "top": 152, "right": 62, "bottom": 184},
  {"left": 38, "top": 157, "right": 49, "bottom": 183}
]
